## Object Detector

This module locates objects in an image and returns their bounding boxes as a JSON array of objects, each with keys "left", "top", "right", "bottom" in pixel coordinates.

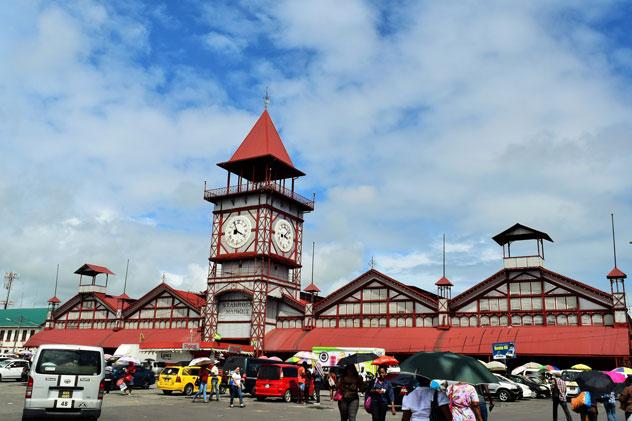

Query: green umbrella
[{"left": 400, "top": 352, "right": 498, "bottom": 385}]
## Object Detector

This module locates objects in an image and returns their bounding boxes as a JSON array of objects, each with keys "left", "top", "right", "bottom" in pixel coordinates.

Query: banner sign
[
  {"left": 182, "top": 343, "right": 200, "bottom": 351},
  {"left": 492, "top": 342, "right": 516, "bottom": 359}
]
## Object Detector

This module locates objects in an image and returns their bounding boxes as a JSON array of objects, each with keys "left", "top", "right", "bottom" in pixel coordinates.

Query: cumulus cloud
[{"left": 1, "top": 0, "right": 631, "bottom": 307}]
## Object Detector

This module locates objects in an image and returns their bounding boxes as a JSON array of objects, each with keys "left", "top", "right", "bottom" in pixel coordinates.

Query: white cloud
[{"left": 203, "top": 31, "right": 246, "bottom": 55}]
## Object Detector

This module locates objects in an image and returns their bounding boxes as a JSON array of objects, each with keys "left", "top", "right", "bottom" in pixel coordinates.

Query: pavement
[{"left": 0, "top": 380, "right": 628, "bottom": 420}]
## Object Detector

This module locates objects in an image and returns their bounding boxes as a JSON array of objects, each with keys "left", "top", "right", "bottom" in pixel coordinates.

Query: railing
[
  {"left": 204, "top": 181, "right": 314, "bottom": 209},
  {"left": 210, "top": 267, "right": 293, "bottom": 284},
  {"left": 503, "top": 256, "right": 544, "bottom": 269}
]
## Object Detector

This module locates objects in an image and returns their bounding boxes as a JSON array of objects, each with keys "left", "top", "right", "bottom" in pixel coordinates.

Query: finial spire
[
  {"left": 369, "top": 256, "right": 376, "bottom": 269},
  {"left": 611, "top": 213, "right": 618, "bottom": 268},
  {"left": 442, "top": 234, "right": 446, "bottom": 278},
  {"left": 123, "top": 258, "right": 130, "bottom": 294},
  {"left": 263, "top": 86, "right": 270, "bottom": 110},
  {"left": 54, "top": 264, "right": 59, "bottom": 297}
]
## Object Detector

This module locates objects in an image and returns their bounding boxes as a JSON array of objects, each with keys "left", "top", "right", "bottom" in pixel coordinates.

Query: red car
[{"left": 253, "top": 364, "right": 316, "bottom": 402}]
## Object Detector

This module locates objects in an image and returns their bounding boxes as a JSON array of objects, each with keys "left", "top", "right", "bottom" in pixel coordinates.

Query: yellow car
[
  {"left": 157, "top": 366, "right": 201, "bottom": 395},
  {"left": 157, "top": 366, "right": 224, "bottom": 396}
]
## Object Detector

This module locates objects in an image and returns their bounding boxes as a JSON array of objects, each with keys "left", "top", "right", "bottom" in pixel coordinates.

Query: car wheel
[
  {"left": 497, "top": 389, "right": 511, "bottom": 402},
  {"left": 183, "top": 383, "right": 194, "bottom": 396},
  {"left": 162, "top": 390, "right": 173, "bottom": 395},
  {"left": 256, "top": 396, "right": 265, "bottom": 401},
  {"left": 283, "top": 390, "right": 292, "bottom": 403}
]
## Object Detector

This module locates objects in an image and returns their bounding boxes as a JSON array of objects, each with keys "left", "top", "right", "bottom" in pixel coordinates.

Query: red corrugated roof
[
  {"left": 304, "top": 283, "right": 321, "bottom": 293},
  {"left": 608, "top": 267, "right": 627, "bottom": 279},
  {"left": 75, "top": 263, "right": 115, "bottom": 276},
  {"left": 93, "top": 293, "right": 130, "bottom": 312},
  {"left": 24, "top": 328, "right": 202, "bottom": 349},
  {"left": 264, "top": 326, "right": 630, "bottom": 357},
  {"left": 435, "top": 276, "right": 454, "bottom": 287},
  {"left": 227, "top": 110, "right": 295, "bottom": 167},
  {"left": 172, "top": 289, "right": 206, "bottom": 308}
]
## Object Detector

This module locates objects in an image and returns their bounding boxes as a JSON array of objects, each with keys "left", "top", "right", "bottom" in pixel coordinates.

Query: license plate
[
  {"left": 58, "top": 390, "right": 73, "bottom": 399},
  {"left": 56, "top": 399, "right": 73, "bottom": 408}
]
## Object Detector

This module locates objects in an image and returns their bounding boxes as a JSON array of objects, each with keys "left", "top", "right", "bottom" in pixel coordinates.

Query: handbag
[
  {"left": 571, "top": 391, "right": 591, "bottom": 413},
  {"left": 364, "top": 395, "right": 373, "bottom": 414},
  {"left": 333, "top": 389, "right": 343, "bottom": 401}
]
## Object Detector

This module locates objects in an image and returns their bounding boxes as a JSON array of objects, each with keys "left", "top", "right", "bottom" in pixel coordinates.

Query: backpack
[
  {"left": 430, "top": 389, "right": 447, "bottom": 421},
  {"left": 571, "top": 391, "right": 592, "bottom": 413}
]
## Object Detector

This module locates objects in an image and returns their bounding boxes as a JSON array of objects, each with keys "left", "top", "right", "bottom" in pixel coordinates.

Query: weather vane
[
  {"left": 369, "top": 256, "right": 376, "bottom": 269},
  {"left": 264, "top": 86, "right": 270, "bottom": 110}
]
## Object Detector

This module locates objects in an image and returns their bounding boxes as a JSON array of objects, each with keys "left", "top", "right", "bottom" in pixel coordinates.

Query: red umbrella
[
  {"left": 372, "top": 355, "right": 399, "bottom": 366},
  {"left": 605, "top": 371, "right": 627, "bottom": 384}
]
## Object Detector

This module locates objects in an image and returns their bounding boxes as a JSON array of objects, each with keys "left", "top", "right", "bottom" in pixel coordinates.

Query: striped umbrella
[{"left": 613, "top": 367, "right": 632, "bottom": 375}]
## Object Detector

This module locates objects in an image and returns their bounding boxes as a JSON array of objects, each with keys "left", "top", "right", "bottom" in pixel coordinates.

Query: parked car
[
  {"left": 156, "top": 365, "right": 226, "bottom": 396},
  {"left": 253, "top": 364, "right": 316, "bottom": 402},
  {"left": 488, "top": 374, "right": 521, "bottom": 402},
  {"left": 108, "top": 364, "right": 156, "bottom": 390},
  {"left": 0, "top": 359, "right": 30, "bottom": 381},
  {"left": 560, "top": 370, "right": 582, "bottom": 400},
  {"left": 494, "top": 374, "right": 533, "bottom": 399},
  {"left": 222, "top": 356, "right": 270, "bottom": 395},
  {"left": 22, "top": 344, "right": 105, "bottom": 420},
  {"left": 506, "top": 374, "right": 550, "bottom": 398}
]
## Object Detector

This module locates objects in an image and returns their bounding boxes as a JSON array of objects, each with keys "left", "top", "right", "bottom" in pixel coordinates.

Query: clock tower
[{"left": 202, "top": 108, "right": 314, "bottom": 354}]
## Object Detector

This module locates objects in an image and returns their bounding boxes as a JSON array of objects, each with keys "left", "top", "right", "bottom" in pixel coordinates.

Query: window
[
  {"left": 531, "top": 281, "right": 542, "bottom": 294},
  {"left": 0, "top": 330, "right": 4, "bottom": 341},
  {"left": 520, "top": 282, "right": 531, "bottom": 295},
  {"left": 155, "top": 309, "right": 171, "bottom": 318},
  {"left": 509, "top": 283, "right": 519, "bottom": 294},
  {"left": 499, "top": 316, "right": 508, "bottom": 326},
  {"left": 523, "top": 315, "right": 533, "bottom": 325},
  {"left": 480, "top": 316, "right": 490, "bottom": 326},
  {"left": 567, "top": 315, "right": 578, "bottom": 326},
  {"left": 532, "top": 298, "right": 543, "bottom": 310},
  {"left": 469, "top": 316, "right": 477, "bottom": 327},
  {"left": 534, "top": 315, "right": 544, "bottom": 325},
  {"left": 338, "top": 304, "right": 347, "bottom": 315},
  {"left": 379, "top": 318, "right": 387, "bottom": 327},
  {"left": 452, "top": 317, "right": 460, "bottom": 326},
  {"left": 490, "top": 316, "right": 499, "bottom": 326},
  {"left": 545, "top": 297, "right": 555, "bottom": 310},
  {"left": 510, "top": 298, "right": 520, "bottom": 311},
  {"left": 140, "top": 309, "right": 154, "bottom": 318},
  {"left": 566, "top": 296, "right": 578, "bottom": 310},
  {"left": 511, "top": 315, "right": 521, "bottom": 326},
  {"left": 581, "top": 314, "right": 591, "bottom": 325},
  {"left": 520, "top": 298, "right": 532, "bottom": 310},
  {"left": 21, "top": 330, "right": 27, "bottom": 341},
  {"left": 370, "top": 318, "right": 378, "bottom": 328},
  {"left": 36, "top": 349, "right": 102, "bottom": 375},
  {"left": 479, "top": 299, "right": 489, "bottom": 311},
  {"left": 6, "top": 330, "right": 12, "bottom": 341},
  {"left": 592, "top": 314, "right": 604, "bottom": 326},
  {"left": 604, "top": 315, "right": 614, "bottom": 326},
  {"left": 557, "top": 315, "right": 567, "bottom": 325},
  {"left": 460, "top": 316, "right": 469, "bottom": 327},
  {"left": 547, "top": 315, "right": 556, "bottom": 325}
]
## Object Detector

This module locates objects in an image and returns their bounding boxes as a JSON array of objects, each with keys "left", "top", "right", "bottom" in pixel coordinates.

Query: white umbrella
[
  {"left": 511, "top": 365, "right": 527, "bottom": 375},
  {"left": 189, "top": 357, "right": 213, "bottom": 366},
  {"left": 104, "top": 354, "right": 113, "bottom": 361},
  {"left": 268, "top": 356, "right": 282, "bottom": 361},
  {"left": 486, "top": 361, "right": 507, "bottom": 372},
  {"left": 116, "top": 356, "right": 140, "bottom": 365},
  {"left": 293, "top": 351, "right": 318, "bottom": 361}
]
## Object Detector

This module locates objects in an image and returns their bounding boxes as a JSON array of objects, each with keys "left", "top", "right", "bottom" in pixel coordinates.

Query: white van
[{"left": 23, "top": 344, "right": 105, "bottom": 420}]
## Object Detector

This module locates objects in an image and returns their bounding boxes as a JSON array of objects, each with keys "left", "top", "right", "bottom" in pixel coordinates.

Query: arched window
[
  {"left": 469, "top": 316, "right": 478, "bottom": 327},
  {"left": 522, "top": 315, "right": 533, "bottom": 325},
  {"left": 604, "top": 314, "right": 614, "bottom": 326},
  {"left": 511, "top": 315, "right": 521, "bottom": 326},
  {"left": 592, "top": 314, "right": 603, "bottom": 325},
  {"left": 452, "top": 317, "right": 460, "bottom": 327},
  {"left": 567, "top": 315, "right": 578, "bottom": 326},
  {"left": 397, "top": 318, "right": 405, "bottom": 327},
  {"left": 371, "top": 318, "right": 379, "bottom": 328},
  {"left": 556, "top": 315, "right": 567, "bottom": 325},
  {"left": 547, "top": 315, "right": 556, "bottom": 325},
  {"left": 339, "top": 319, "right": 346, "bottom": 328},
  {"left": 581, "top": 314, "right": 591, "bottom": 326},
  {"left": 405, "top": 318, "right": 413, "bottom": 327},
  {"left": 480, "top": 316, "right": 490, "bottom": 326},
  {"left": 424, "top": 317, "right": 433, "bottom": 327},
  {"left": 460, "top": 316, "right": 469, "bottom": 327},
  {"left": 499, "top": 316, "right": 508, "bottom": 326},
  {"left": 379, "top": 318, "right": 387, "bottom": 327},
  {"left": 534, "top": 315, "right": 543, "bottom": 325}
]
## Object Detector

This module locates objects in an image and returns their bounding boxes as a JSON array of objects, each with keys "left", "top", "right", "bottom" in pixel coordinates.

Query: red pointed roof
[
  {"left": 435, "top": 276, "right": 453, "bottom": 287},
  {"left": 607, "top": 267, "right": 627, "bottom": 279},
  {"left": 218, "top": 110, "right": 304, "bottom": 181},
  {"left": 47, "top": 296, "right": 61, "bottom": 304},
  {"left": 304, "top": 283, "right": 321, "bottom": 293},
  {"left": 74, "top": 263, "right": 115, "bottom": 276}
]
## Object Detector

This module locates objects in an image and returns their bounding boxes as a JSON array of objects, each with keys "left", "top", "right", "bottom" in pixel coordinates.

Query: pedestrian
[
  {"left": 446, "top": 381, "right": 482, "bottom": 421},
  {"left": 313, "top": 363, "right": 324, "bottom": 404},
  {"left": 191, "top": 364, "right": 209, "bottom": 403},
  {"left": 229, "top": 367, "right": 245, "bottom": 408},
  {"left": 548, "top": 373, "right": 572, "bottom": 421},
  {"left": 601, "top": 390, "right": 618, "bottom": 421},
  {"left": 337, "top": 364, "right": 365, "bottom": 421},
  {"left": 367, "top": 365, "right": 396, "bottom": 421},
  {"left": 401, "top": 377, "right": 451, "bottom": 421},
  {"left": 209, "top": 364, "right": 220, "bottom": 401},
  {"left": 575, "top": 388, "right": 598, "bottom": 421},
  {"left": 303, "top": 362, "right": 313, "bottom": 403},
  {"left": 298, "top": 362, "right": 307, "bottom": 404},
  {"left": 118, "top": 362, "right": 136, "bottom": 395},
  {"left": 474, "top": 384, "right": 493, "bottom": 421},
  {"left": 329, "top": 370, "right": 338, "bottom": 400},
  {"left": 618, "top": 376, "right": 632, "bottom": 420}
]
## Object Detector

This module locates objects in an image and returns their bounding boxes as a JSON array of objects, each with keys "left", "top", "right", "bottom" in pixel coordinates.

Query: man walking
[
  {"left": 209, "top": 364, "right": 220, "bottom": 401},
  {"left": 549, "top": 374, "right": 572, "bottom": 421}
]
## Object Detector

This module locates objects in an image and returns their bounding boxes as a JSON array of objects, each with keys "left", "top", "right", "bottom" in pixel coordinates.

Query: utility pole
[{"left": 3, "top": 272, "right": 19, "bottom": 310}]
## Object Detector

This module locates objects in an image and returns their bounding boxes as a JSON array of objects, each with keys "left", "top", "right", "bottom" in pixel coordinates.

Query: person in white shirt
[
  {"left": 209, "top": 365, "right": 220, "bottom": 401},
  {"left": 229, "top": 367, "right": 245, "bottom": 408},
  {"left": 401, "top": 378, "right": 451, "bottom": 421}
]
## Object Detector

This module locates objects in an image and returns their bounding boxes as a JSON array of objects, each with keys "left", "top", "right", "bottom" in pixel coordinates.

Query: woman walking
[
  {"left": 367, "top": 366, "right": 396, "bottom": 421},
  {"left": 229, "top": 367, "right": 245, "bottom": 408},
  {"left": 328, "top": 370, "right": 338, "bottom": 400},
  {"left": 446, "top": 381, "right": 482, "bottom": 421},
  {"left": 337, "top": 364, "right": 365, "bottom": 421},
  {"left": 191, "top": 365, "right": 209, "bottom": 403}
]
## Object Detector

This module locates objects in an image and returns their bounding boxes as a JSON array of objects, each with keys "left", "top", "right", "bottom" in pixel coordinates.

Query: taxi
[{"left": 157, "top": 366, "right": 200, "bottom": 395}]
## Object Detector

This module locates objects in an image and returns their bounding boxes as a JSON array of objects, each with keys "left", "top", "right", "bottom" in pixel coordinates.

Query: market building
[
  {"left": 25, "top": 108, "right": 631, "bottom": 368},
  {"left": 0, "top": 308, "right": 48, "bottom": 354}
]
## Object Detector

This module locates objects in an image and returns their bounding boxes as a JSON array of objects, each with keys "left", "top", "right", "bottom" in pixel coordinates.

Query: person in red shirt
[{"left": 192, "top": 365, "right": 210, "bottom": 403}]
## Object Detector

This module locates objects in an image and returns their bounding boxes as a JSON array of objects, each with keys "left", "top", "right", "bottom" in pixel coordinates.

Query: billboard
[{"left": 492, "top": 342, "right": 516, "bottom": 360}]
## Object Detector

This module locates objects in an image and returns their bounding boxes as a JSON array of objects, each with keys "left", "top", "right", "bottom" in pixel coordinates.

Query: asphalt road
[{"left": 0, "top": 380, "right": 628, "bottom": 420}]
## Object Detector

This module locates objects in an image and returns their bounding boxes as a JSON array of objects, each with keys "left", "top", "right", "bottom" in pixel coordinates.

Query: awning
[
  {"left": 24, "top": 328, "right": 201, "bottom": 349},
  {"left": 264, "top": 326, "right": 630, "bottom": 357}
]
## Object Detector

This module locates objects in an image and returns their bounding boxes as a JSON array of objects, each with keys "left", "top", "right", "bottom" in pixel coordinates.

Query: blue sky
[{"left": 1, "top": 1, "right": 632, "bottom": 306}]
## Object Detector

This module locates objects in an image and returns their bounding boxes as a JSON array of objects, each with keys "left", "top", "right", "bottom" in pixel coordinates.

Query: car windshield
[
  {"left": 510, "top": 377, "right": 525, "bottom": 384},
  {"left": 36, "top": 349, "right": 102, "bottom": 375},
  {"left": 0, "top": 360, "right": 11, "bottom": 367},
  {"left": 258, "top": 365, "right": 280, "bottom": 380}
]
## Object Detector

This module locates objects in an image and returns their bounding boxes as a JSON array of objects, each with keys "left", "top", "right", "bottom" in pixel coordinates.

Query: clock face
[
  {"left": 224, "top": 215, "right": 252, "bottom": 249},
  {"left": 273, "top": 218, "right": 294, "bottom": 253}
]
